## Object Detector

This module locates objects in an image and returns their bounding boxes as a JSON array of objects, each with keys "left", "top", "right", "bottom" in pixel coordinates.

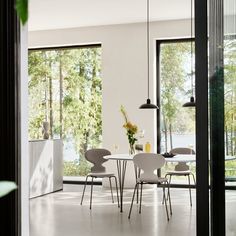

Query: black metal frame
[
  {"left": 156, "top": 38, "right": 197, "bottom": 181},
  {"left": 195, "top": 0, "right": 210, "bottom": 235},
  {"left": 156, "top": 15, "right": 210, "bottom": 235},
  {"left": 209, "top": 0, "right": 226, "bottom": 235},
  {"left": 156, "top": 38, "right": 194, "bottom": 156},
  {"left": 0, "top": 0, "right": 21, "bottom": 236},
  {"left": 156, "top": 38, "right": 194, "bottom": 181},
  {"left": 29, "top": 43, "right": 101, "bottom": 52}
]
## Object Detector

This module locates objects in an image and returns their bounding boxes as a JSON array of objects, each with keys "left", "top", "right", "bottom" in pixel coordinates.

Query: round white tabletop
[
  {"left": 165, "top": 154, "right": 236, "bottom": 163},
  {"left": 104, "top": 153, "right": 134, "bottom": 161},
  {"left": 164, "top": 154, "right": 195, "bottom": 163},
  {"left": 104, "top": 153, "right": 236, "bottom": 163}
]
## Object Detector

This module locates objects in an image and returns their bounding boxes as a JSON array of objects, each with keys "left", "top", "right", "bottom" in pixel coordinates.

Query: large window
[
  {"left": 158, "top": 39, "right": 196, "bottom": 181},
  {"left": 158, "top": 38, "right": 236, "bottom": 185},
  {"left": 28, "top": 45, "right": 102, "bottom": 177}
]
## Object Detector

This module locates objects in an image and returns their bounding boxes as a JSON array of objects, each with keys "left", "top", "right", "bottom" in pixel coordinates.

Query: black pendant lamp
[
  {"left": 183, "top": 0, "right": 196, "bottom": 108},
  {"left": 139, "top": 0, "right": 158, "bottom": 109}
]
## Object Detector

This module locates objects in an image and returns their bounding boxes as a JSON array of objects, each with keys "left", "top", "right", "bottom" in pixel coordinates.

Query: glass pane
[
  {"left": 28, "top": 46, "right": 102, "bottom": 177},
  {"left": 224, "top": 0, "right": 236, "bottom": 234},
  {"left": 159, "top": 41, "right": 196, "bottom": 183}
]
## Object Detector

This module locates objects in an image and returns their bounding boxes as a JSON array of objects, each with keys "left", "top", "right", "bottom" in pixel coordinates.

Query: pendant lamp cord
[
  {"left": 147, "top": 0, "right": 150, "bottom": 99},
  {"left": 191, "top": 0, "right": 193, "bottom": 97}
]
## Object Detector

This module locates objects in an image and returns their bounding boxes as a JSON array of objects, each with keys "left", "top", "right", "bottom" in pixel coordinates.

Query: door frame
[{"left": 0, "top": 0, "right": 21, "bottom": 235}]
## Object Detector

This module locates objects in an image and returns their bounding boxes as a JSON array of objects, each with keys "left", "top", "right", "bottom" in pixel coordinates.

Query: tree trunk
[
  {"left": 44, "top": 52, "right": 48, "bottom": 122},
  {"left": 169, "top": 123, "right": 173, "bottom": 150},
  {"left": 79, "top": 131, "right": 90, "bottom": 161},
  {"left": 163, "top": 113, "right": 168, "bottom": 152},
  {"left": 225, "top": 126, "right": 229, "bottom": 155},
  {"left": 49, "top": 62, "right": 53, "bottom": 138},
  {"left": 233, "top": 136, "right": 236, "bottom": 156},
  {"left": 59, "top": 53, "right": 63, "bottom": 138},
  {"left": 231, "top": 114, "right": 233, "bottom": 155}
]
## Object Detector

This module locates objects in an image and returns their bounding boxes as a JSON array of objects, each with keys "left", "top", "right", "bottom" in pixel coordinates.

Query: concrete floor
[{"left": 30, "top": 184, "right": 236, "bottom": 236}]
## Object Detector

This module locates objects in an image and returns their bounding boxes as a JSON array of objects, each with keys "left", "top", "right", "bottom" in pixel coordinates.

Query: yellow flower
[
  {"left": 131, "top": 124, "right": 138, "bottom": 133},
  {"left": 120, "top": 105, "right": 138, "bottom": 135}
]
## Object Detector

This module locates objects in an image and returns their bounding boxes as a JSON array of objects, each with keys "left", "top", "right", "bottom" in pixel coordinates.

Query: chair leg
[
  {"left": 80, "top": 175, "right": 89, "bottom": 205},
  {"left": 134, "top": 165, "right": 139, "bottom": 204},
  {"left": 90, "top": 177, "right": 94, "bottom": 210},
  {"left": 163, "top": 174, "right": 171, "bottom": 204},
  {"left": 109, "top": 177, "right": 114, "bottom": 203},
  {"left": 166, "top": 175, "right": 172, "bottom": 201},
  {"left": 128, "top": 183, "right": 138, "bottom": 219},
  {"left": 163, "top": 186, "right": 170, "bottom": 221},
  {"left": 136, "top": 182, "right": 139, "bottom": 204},
  {"left": 139, "top": 183, "right": 143, "bottom": 214},
  {"left": 162, "top": 174, "right": 167, "bottom": 204},
  {"left": 191, "top": 173, "right": 196, "bottom": 185},
  {"left": 187, "top": 174, "right": 192, "bottom": 207},
  {"left": 162, "top": 187, "right": 165, "bottom": 205},
  {"left": 113, "top": 176, "right": 120, "bottom": 208},
  {"left": 167, "top": 180, "right": 172, "bottom": 215}
]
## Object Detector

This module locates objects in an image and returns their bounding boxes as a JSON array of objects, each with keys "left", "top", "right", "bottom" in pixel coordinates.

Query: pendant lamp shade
[
  {"left": 139, "top": 0, "right": 158, "bottom": 109},
  {"left": 183, "top": 0, "right": 196, "bottom": 108},
  {"left": 140, "top": 99, "right": 158, "bottom": 109}
]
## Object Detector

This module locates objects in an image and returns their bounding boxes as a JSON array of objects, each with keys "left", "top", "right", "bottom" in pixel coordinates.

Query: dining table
[
  {"left": 104, "top": 153, "right": 236, "bottom": 212},
  {"left": 104, "top": 154, "right": 134, "bottom": 212}
]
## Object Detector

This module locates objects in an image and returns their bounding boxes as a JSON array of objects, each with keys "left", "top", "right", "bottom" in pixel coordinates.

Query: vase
[
  {"left": 129, "top": 144, "right": 135, "bottom": 155},
  {"left": 42, "top": 121, "right": 50, "bottom": 139}
]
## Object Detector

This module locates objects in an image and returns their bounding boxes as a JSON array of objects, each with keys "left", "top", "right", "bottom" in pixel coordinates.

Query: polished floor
[{"left": 30, "top": 184, "right": 236, "bottom": 236}]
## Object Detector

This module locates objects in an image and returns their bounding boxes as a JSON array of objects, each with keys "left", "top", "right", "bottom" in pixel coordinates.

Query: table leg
[{"left": 116, "top": 159, "right": 127, "bottom": 212}]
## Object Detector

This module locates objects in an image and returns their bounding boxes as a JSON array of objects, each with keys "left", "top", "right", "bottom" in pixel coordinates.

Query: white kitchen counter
[{"left": 29, "top": 139, "right": 63, "bottom": 198}]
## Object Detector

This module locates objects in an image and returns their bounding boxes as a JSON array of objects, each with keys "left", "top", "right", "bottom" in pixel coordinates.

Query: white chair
[
  {"left": 164, "top": 147, "right": 196, "bottom": 206},
  {"left": 128, "top": 153, "right": 172, "bottom": 221},
  {"left": 80, "top": 148, "right": 119, "bottom": 209}
]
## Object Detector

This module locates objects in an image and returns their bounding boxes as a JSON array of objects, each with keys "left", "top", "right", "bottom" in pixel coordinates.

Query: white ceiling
[{"left": 29, "top": 0, "right": 192, "bottom": 31}]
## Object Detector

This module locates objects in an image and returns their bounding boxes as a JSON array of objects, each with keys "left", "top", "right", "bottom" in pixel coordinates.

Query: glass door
[
  {"left": 208, "top": 0, "right": 236, "bottom": 235},
  {"left": 224, "top": 0, "right": 236, "bottom": 235}
]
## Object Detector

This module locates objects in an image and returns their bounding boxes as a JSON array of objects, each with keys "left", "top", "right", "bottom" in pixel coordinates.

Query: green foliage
[
  {"left": 0, "top": 181, "right": 17, "bottom": 198},
  {"left": 161, "top": 42, "right": 194, "bottom": 126},
  {"left": 15, "top": 0, "right": 28, "bottom": 25},
  {"left": 224, "top": 40, "right": 236, "bottom": 156},
  {"left": 63, "top": 159, "right": 91, "bottom": 176},
  {"left": 28, "top": 47, "right": 102, "bottom": 176},
  {"left": 160, "top": 41, "right": 195, "bottom": 151}
]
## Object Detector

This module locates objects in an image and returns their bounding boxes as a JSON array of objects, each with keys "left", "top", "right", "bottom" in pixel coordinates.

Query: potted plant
[{"left": 16, "top": 0, "right": 28, "bottom": 25}]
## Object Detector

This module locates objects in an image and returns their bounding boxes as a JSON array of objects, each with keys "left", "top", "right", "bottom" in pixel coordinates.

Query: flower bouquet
[{"left": 120, "top": 105, "right": 138, "bottom": 155}]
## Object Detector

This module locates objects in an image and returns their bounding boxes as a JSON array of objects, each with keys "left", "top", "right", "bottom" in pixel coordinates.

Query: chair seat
[
  {"left": 137, "top": 176, "right": 168, "bottom": 184},
  {"left": 166, "top": 170, "right": 192, "bottom": 176},
  {"left": 88, "top": 172, "right": 115, "bottom": 177}
]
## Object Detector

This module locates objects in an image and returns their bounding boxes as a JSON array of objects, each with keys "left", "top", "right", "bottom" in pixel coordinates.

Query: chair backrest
[
  {"left": 133, "top": 153, "right": 165, "bottom": 180},
  {"left": 85, "top": 148, "right": 111, "bottom": 173},
  {"left": 170, "top": 147, "right": 195, "bottom": 171}
]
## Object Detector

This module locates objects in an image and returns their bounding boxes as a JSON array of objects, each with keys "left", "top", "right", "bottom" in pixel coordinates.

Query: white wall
[
  {"left": 29, "top": 19, "right": 191, "bottom": 187},
  {"left": 21, "top": 25, "right": 29, "bottom": 236}
]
